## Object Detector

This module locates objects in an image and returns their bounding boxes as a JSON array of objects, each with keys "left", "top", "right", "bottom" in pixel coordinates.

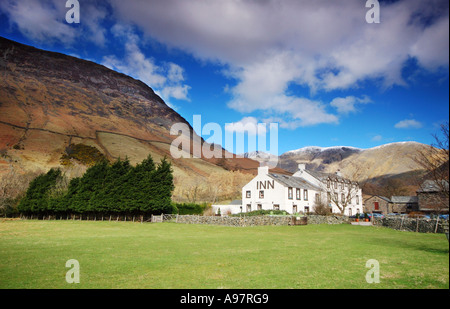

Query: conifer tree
[{"left": 18, "top": 168, "right": 62, "bottom": 215}]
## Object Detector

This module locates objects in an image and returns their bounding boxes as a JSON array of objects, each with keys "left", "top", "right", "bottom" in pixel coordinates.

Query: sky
[{"left": 0, "top": 0, "right": 449, "bottom": 155}]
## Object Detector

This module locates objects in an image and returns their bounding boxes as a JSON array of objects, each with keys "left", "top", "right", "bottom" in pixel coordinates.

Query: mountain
[
  {"left": 280, "top": 146, "right": 363, "bottom": 172},
  {"left": 278, "top": 142, "right": 429, "bottom": 185},
  {"left": 0, "top": 37, "right": 286, "bottom": 201}
]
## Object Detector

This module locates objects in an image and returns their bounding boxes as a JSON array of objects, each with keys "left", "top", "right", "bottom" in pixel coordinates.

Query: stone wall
[
  {"left": 175, "top": 215, "right": 293, "bottom": 227},
  {"left": 306, "top": 215, "right": 349, "bottom": 225},
  {"left": 173, "top": 214, "right": 349, "bottom": 227},
  {"left": 373, "top": 216, "right": 448, "bottom": 233}
]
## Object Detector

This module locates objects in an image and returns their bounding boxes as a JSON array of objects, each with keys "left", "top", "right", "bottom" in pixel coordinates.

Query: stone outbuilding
[
  {"left": 390, "top": 196, "right": 419, "bottom": 213},
  {"left": 417, "top": 180, "right": 449, "bottom": 214},
  {"left": 364, "top": 195, "right": 391, "bottom": 214}
]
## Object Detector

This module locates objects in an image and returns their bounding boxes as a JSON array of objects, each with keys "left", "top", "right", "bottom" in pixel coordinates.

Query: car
[
  {"left": 371, "top": 213, "right": 384, "bottom": 219},
  {"left": 439, "top": 214, "right": 449, "bottom": 220}
]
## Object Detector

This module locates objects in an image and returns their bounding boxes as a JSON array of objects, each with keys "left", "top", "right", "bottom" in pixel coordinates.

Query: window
[
  {"left": 356, "top": 195, "right": 359, "bottom": 205},
  {"left": 288, "top": 187, "right": 293, "bottom": 199},
  {"left": 273, "top": 204, "right": 280, "bottom": 210},
  {"left": 341, "top": 182, "right": 344, "bottom": 190},
  {"left": 327, "top": 180, "right": 330, "bottom": 188},
  {"left": 296, "top": 188, "right": 301, "bottom": 200},
  {"left": 327, "top": 192, "right": 331, "bottom": 203},
  {"left": 246, "top": 191, "right": 251, "bottom": 198},
  {"left": 257, "top": 204, "right": 262, "bottom": 210},
  {"left": 334, "top": 181, "right": 337, "bottom": 189},
  {"left": 259, "top": 191, "right": 264, "bottom": 199},
  {"left": 247, "top": 204, "right": 251, "bottom": 212},
  {"left": 293, "top": 205, "right": 297, "bottom": 213},
  {"left": 303, "top": 189, "right": 308, "bottom": 201},
  {"left": 304, "top": 206, "right": 310, "bottom": 213},
  {"left": 315, "top": 193, "right": 320, "bottom": 203},
  {"left": 341, "top": 193, "right": 345, "bottom": 203}
]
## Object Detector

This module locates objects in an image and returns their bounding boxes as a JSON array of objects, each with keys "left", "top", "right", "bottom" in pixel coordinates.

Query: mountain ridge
[{"left": 244, "top": 141, "right": 429, "bottom": 186}]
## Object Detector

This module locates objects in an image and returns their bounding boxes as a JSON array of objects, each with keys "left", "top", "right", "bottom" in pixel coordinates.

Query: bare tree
[
  {"left": 313, "top": 195, "right": 331, "bottom": 215},
  {"left": 412, "top": 122, "right": 449, "bottom": 212},
  {"left": 0, "top": 165, "right": 41, "bottom": 217},
  {"left": 319, "top": 164, "right": 363, "bottom": 215}
]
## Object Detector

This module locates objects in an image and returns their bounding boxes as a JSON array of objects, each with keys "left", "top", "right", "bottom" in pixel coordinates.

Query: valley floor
[{"left": 0, "top": 220, "right": 448, "bottom": 289}]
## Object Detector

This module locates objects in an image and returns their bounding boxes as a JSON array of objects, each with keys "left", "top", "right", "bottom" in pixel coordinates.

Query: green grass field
[{"left": 0, "top": 220, "right": 448, "bottom": 289}]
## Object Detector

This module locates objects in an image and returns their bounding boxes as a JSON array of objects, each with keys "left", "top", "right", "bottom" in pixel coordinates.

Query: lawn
[{"left": 0, "top": 220, "right": 448, "bottom": 289}]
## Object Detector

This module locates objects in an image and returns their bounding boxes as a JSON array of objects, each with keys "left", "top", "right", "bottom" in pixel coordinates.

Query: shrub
[
  {"left": 60, "top": 144, "right": 106, "bottom": 167},
  {"left": 173, "top": 202, "right": 209, "bottom": 215}
]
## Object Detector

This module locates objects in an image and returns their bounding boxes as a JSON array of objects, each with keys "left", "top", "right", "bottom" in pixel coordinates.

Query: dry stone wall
[
  {"left": 175, "top": 215, "right": 293, "bottom": 227},
  {"left": 373, "top": 217, "right": 448, "bottom": 234}
]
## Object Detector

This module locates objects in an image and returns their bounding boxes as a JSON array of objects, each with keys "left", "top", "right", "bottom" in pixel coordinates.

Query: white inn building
[{"left": 241, "top": 164, "right": 363, "bottom": 216}]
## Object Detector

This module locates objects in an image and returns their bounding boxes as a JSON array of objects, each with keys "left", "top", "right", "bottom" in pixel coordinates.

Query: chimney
[
  {"left": 298, "top": 163, "right": 306, "bottom": 171},
  {"left": 258, "top": 165, "right": 269, "bottom": 176}
]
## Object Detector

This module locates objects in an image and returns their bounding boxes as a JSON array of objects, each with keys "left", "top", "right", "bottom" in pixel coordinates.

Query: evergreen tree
[
  {"left": 147, "top": 157, "right": 174, "bottom": 214},
  {"left": 18, "top": 168, "right": 62, "bottom": 215},
  {"left": 130, "top": 155, "right": 156, "bottom": 214},
  {"left": 18, "top": 154, "right": 175, "bottom": 217}
]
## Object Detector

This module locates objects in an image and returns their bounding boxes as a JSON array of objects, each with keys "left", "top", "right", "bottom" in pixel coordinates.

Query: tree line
[{"left": 18, "top": 155, "right": 175, "bottom": 217}]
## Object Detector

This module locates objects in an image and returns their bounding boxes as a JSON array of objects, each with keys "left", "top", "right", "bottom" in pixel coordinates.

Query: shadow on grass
[{"left": 369, "top": 233, "right": 449, "bottom": 255}]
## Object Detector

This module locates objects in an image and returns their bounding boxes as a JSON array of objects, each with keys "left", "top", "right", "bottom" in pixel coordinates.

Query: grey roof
[
  {"left": 268, "top": 173, "right": 321, "bottom": 191},
  {"left": 229, "top": 200, "right": 242, "bottom": 205},
  {"left": 364, "top": 195, "right": 392, "bottom": 203},
  {"left": 391, "top": 196, "right": 418, "bottom": 204},
  {"left": 306, "top": 169, "right": 358, "bottom": 185}
]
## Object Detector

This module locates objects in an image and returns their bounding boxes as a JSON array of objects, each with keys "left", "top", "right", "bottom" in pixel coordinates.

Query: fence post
[{"left": 435, "top": 216, "right": 440, "bottom": 233}]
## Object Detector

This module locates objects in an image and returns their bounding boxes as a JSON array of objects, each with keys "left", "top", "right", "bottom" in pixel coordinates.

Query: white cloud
[
  {"left": 225, "top": 117, "right": 267, "bottom": 136},
  {"left": 105, "top": 0, "right": 448, "bottom": 128},
  {"left": 108, "top": 0, "right": 448, "bottom": 86},
  {"left": 371, "top": 135, "right": 383, "bottom": 142},
  {"left": 0, "top": 0, "right": 77, "bottom": 45},
  {"left": 330, "top": 96, "right": 372, "bottom": 115},
  {"left": 102, "top": 24, "right": 190, "bottom": 102},
  {"left": 0, "top": 0, "right": 109, "bottom": 46},
  {"left": 394, "top": 119, "right": 423, "bottom": 129}
]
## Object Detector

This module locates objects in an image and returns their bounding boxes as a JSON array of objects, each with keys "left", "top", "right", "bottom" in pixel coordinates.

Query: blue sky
[{"left": 1, "top": 0, "right": 448, "bottom": 155}]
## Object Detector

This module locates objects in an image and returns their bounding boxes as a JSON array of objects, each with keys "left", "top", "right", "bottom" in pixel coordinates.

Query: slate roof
[
  {"left": 306, "top": 169, "right": 358, "bottom": 185},
  {"left": 229, "top": 200, "right": 242, "bottom": 205},
  {"left": 268, "top": 173, "right": 321, "bottom": 191},
  {"left": 390, "top": 196, "right": 418, "bottom": 204},
  {"left": 364, "top": 195, "right": 392, "bottom": 203}
]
